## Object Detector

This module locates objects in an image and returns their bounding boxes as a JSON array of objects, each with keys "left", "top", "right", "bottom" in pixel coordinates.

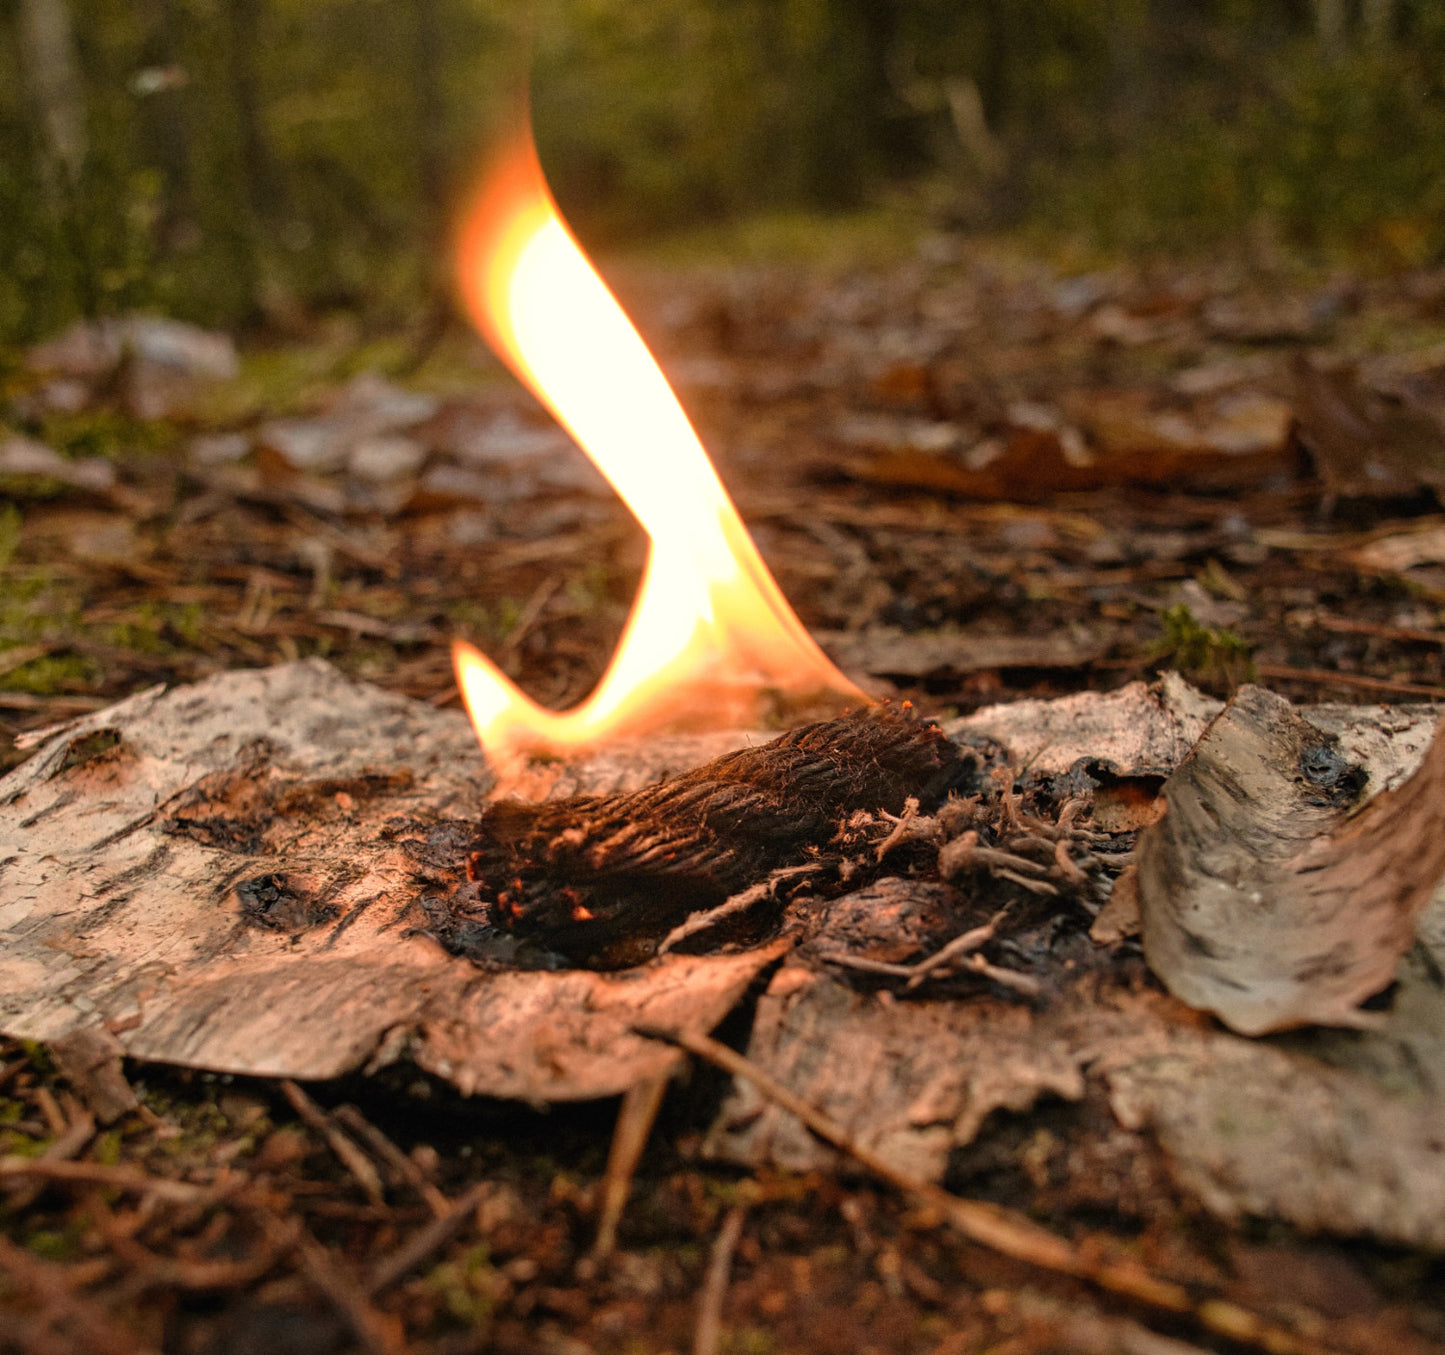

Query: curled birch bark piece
[{"left": 1137, "top": 684, "right": 1445, "bottom": 1035}]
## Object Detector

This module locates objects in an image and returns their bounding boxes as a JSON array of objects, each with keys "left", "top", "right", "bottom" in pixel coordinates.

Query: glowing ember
[{"left": 452, "top": 131, "right": 862, "bottom": 770}]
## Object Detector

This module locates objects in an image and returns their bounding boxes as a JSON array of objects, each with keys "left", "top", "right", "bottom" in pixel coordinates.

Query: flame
[{"left": 451, "top": 131, "right": 861, "bottom": 770}]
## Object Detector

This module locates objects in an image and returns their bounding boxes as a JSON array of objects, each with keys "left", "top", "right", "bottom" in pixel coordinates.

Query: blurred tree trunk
[
  {"left": 977, "top": 0, "right": 1011, "bottom": 131},
  {"left": 138, "top": 0, "right": 195, "bottom": 249},
  {"left": 412, "top": 0, "right": 447, "bottom": 232},
  {"left": 224, "top": 0, "right": 279, "bottom": 222},
  {"left": 1362, "top": 0, "right": 1395, "bottom": 45},
  {"left": 14, "top": 0, "right": 95, "bottom": 315},
  {"left": 1106, "top": 0, "right": 1146, "bottom": 145},
  {"left": 397, "top": 0, "right": 453, "bottom": 372},
  {"left": 1314, "top": 0, "right": 1346, "bottom": 55},
  {"left": 14, "top": 0, "right": 86, "bottom": 192}
]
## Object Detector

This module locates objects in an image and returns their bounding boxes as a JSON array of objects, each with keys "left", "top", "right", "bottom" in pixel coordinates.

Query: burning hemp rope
[{"left": 455, "top": 708, "right": 975, "bottom": 967}]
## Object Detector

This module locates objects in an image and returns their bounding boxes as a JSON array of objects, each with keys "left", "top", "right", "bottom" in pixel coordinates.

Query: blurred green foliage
[{"left": 3, "top": 0, "right": 1444, "bottom": 346}]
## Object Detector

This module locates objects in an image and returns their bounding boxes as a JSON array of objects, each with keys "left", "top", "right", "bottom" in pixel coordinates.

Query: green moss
[
  {"left": 38, "top": 407, "right": 178, "bottom": 463},
  {"left": 17, "top": 1041, "right": 51, "bottom": 1075},
  {"left": 564, "top": 565, "right": 617, "bottom": 615},
  {"left": 1, "top": 653, "right": 102, "bottom": 696},
  {"left": 100, "top": 601, "right": 177, "bottom": 655},
  {"left": 724, "top": 1330, "right": 779, "bottom": 1355},
  {"left": 165, "top": 602, "right": 206, "bottom": 648},
  {"left": 446, "top": 598, "right": 524, "bottom": 649},
  {"left": 1, "top": 573, "right": 84, "bottom": 648},
  {"left": 23, "top": 1221, "right": 87, "bottom": 1262},
  {"left": 425, "top": 1244, "right": 500, "bottom": 1327},
  {"left": 1155, "top": 604, "right": 1254, "bottom": 693}
]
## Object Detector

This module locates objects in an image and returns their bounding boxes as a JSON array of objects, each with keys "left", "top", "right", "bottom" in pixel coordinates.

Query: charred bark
[{"left": 461, "top": 709, "right": 975, "bottom": 966}]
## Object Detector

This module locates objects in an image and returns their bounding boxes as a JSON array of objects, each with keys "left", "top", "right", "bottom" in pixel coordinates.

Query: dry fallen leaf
[
  {"left": 1292, "top": 356, "right": 1445, "bottom": 500},
  {"left": 1350, "top": 521, "right": 1445, "bottom": 574},
  {"left": 0, "top": 434, "right": 117, "bottom": 496}
]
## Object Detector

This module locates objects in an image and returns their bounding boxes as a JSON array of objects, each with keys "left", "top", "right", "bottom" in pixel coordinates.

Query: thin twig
[
  {"left": 817, "top": 909, "right": 1021, "bottom": 993},
  {"left": 905, "top": 909, "right": 1009, "bottom": 989},
  {"left": 334, "top": 1104, "right": 449, "bottom": 1219},
  {"left": 1053, "top": 839, "right": 1090, "bottom": 886},
  {"left": 964, "top": 953, "right": 1043, "bottom": 998},
  {"left": 658, "top": 864, "right": 823, "bottom": 955},
  {"left": 90, "top": 1193, "right": 298, "bottom": 1299},
  {"left": 814, "top": 952, "right": 922, "bottom": 980},
  {"left": 34, "top": 1086, "right": 68, "bottom": 1135},
  {"left": 4, "top": 1109, "right": 97, "bottom": 1210},
  {"left": 367, "top": 1181, "right": 492, "bottom": 1296},
  {"left": 954, "top": 842, "right": 1052, "bottom": 876},
  {"left": 0, "top": 1236, "right": 160, "bottom": 1355},
  {"left": 634, "top": 1025, "right": 1340, "bottom": 1355},
  {"left": 693, "top": 1204, "right": 747, "bottom": 1355},
  {"left": 281, "top": 1080, "right": 386, "bottom": 1207},
  {"left": 996, "top": 867, "right": 1061, "bottom": 896},
  {"left": 0, "top": 1156, "right": 210, "bottom": 1204},
  {"left": 497, "top": 575, "right": 564, "bottom": 660},
  {"left": 295, "top": 1229, "right": 406, "bottom": 1355},
  {"left": 1255, "top": 663, "right": 1445, "bottom": 700},
  {"left": 592, "top": 1075, "right": 669, "bottom": 1261},
  {"left": 817, "top": 948, "right": 1040, "bottom": 998},
  {"left": 874, "top": 796, "right": 922, "bottom": 861}
]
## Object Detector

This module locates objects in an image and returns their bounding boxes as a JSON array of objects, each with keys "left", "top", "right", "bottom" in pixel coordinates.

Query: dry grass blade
[{"left": 637, "top": 1024, "right": 1344, "bottom": 1355}]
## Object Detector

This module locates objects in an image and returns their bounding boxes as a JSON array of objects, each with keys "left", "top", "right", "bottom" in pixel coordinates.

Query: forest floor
[{"left": 3, "top": 229, "right": 1445, "bottom": 1354}]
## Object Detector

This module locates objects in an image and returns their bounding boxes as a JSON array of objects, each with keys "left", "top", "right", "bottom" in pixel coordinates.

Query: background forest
[{"left": 5, "top": 0, "right": 1445, "bottom": 348}]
